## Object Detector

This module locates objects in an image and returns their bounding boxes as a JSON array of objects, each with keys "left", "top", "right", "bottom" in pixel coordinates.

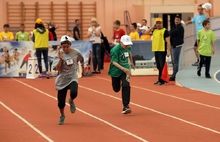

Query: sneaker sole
[
  {"left": 58, "top": 116, "right": 66, "bottom": 125},
  {"left": 122, "top": 109, "right": 131, "bottom": 114}
]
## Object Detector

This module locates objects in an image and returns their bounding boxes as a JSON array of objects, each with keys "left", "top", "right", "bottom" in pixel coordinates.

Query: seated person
[{"left": 139, "top": 26, "right": 151, "bottom": 40}]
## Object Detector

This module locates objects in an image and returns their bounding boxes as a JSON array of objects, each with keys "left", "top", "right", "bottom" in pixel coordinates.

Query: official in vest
[{"left": 147, "top": 17, "right": 171, "bottom": 85}]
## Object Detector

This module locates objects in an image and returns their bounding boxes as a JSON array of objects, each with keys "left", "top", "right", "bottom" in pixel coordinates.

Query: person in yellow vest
[
  {"left": 0, "top": 24, "right": 14, "bottom": 41},
  {"left": 32, "top": 18, "right": 50, "bottom": 79},
  {"left": 147, "top": 17, "right": 171, "bottom": 85}
]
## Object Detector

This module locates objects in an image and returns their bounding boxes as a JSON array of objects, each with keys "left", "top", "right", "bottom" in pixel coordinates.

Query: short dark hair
[
  {"left": 114, "top": 20, "right": 121, "bottom": 26},
  {"left": 131, "top": 22, "right": 137, "bottom": 29},
  {"left": 3, "top": 24, "right": 9, "bottom": 28},
  {"left": 175, "top": 15, "right": 181, "bottom": 20},
  {"left": 142, "top": 19, "right": 147, "bottom": 23},
  {"left": 67, "top": 30, "right": 71, "bottom": 32},
  {"left": 202, "top": 20, "right": 210, "bottom": 27},
  {"left": 61, "top": 40, "right": 71, "bottom": 45},
  {"left": 75, "top": 19, "right": 79, "bottom": 23},
  {"left": 20, "top": 23, "right": 25, "bottom": 27}
]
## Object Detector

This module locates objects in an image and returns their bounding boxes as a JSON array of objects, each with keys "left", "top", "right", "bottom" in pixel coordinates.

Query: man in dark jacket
[{"left": 169, "top": 15, "right": 184, "bottom": 81}]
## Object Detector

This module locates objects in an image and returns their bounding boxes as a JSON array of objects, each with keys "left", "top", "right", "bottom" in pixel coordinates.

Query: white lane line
[
  {"left": 0, "top": 101, "right": 54, "bottom": 142},
  {"left": 12, "top": 78, "right": 148, "bottom": 142},
  {"left": 95, "top": 76, "right": 220, "bottom": 110},
  {"left": 78, "top": 85, "right": 220, "bottom": 135},
  {"left": 214, "top": 70, "right": 220, "bottom": 84}
]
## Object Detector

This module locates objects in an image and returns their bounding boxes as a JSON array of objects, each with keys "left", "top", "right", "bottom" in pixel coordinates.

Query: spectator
[
  {"left": 147, "top": 17, "right": 170, "bottom": 85},
  {"left": 73, "top": 19, "right": 81, "bottom": 40},
  {"left": 169, "top": 15, "right": 184, "bottom": 81},
  {"left": 139, "top": 19, "right": 148, "bottom": 37},
  {"left": 66, "top": 30, "right": 75, "bottom": 41},
  {"left": 113, "top": 20, "right": 125, "bottom": 46},
  {"left": 87, "top": 18, "right": 102, "bottom": 74},
  {"left": 15, "top": 24, "right": 30, "bottom": 41},
  {"left": 44, "top": 22, "right": 54, "bottom": 41},
  {"left": 0, "top": 24, "right": 14, "bottom": 41},
  {"left": 33, "top": 18, "right": 50, "bottom": 79},
  {"left": 137, "top": 23, "right": 142, "bottom": 37},
  {"left": 186, "top": 4, "right": 210, "bottom": 66},
  {"left": 139, "top": 26, "right": 151, "bottom": 40},
  {"left": 49, "top": 20, "right": 59, "bottom": 41},
  {"left": 197, "top": 20, "right": 216, "bottom": 78},
  {"left": 129, "top": 23, "right": 139, "bottom": 40}
]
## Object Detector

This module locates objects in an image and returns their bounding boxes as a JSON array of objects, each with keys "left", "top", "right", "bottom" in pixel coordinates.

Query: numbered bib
[
  {"left": 124, "top": 52, "right": 129, "bottom": 57},
  {"left": 66, "top": 59, "right": 73, "bottom": 65}
]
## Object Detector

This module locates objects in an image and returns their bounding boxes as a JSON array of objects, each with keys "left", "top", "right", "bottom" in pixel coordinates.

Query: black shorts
[{"left": 194, "top": 40, "right": 198, "bottom": 47}]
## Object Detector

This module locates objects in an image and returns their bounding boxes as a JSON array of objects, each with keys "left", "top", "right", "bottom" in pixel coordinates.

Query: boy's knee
[
  {"left": 58, "top": 103, "right": 65, "bottom": 109},
  {"left": 113, "top": 87, "right": 120, "bottom": 92}
]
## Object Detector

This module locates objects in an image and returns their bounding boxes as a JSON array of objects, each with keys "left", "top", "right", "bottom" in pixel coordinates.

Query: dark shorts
[{"left": 194, "top": 40, "right": 198, "bottom": 47}]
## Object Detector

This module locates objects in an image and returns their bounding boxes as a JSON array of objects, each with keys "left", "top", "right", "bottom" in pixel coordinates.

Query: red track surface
[{"left": 1, "top": 63, "right": 220, "bottom": 142}]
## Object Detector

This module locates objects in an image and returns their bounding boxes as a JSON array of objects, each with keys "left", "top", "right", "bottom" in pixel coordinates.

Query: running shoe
[
  {"left": 69, "top": 99, "right": 76, "bottom": 113},
  {"left": 58, "top": 114, "right": 66, "bottom": 125},
  {"left": 122, "top": 106, "right": 131, "bottom": 114}
]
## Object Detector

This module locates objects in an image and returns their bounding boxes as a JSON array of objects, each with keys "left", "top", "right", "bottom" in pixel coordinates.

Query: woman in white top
[{"left": 87, "top": 18, "right": 102, "bottom": 74}]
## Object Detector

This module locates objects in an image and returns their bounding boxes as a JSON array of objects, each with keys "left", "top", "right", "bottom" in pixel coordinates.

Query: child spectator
[
  {"left": 129, "top": 23, "right": 139, "bottom": 40},
  {"left": 197, "top": 20, "right": 216, "bottom": 78},
  {"left": 15, "top": 24, "right": 30, "bottom": 41},
  {"left": 113, "top": 20, "right": 125, "bottom": 45},
  {"left": 0, "top": 24, "right": 14, "bottom": 41}
]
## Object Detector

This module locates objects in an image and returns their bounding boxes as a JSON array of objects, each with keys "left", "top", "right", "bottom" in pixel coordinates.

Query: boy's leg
[
  {"left": 111, "top": 76, "right": 121, "bottom": 92},
  {"left": 68, "top": 81, "right": 78, "bottom": 113},
  {"left": 120, "top": 73, "right": 131, "bottom": 114},
  {"left": 57, "top": 86, "right": 68, "bottom": 125},
  {"left": 205, "top": 56, "right": 211, "bottom": 78},
  {"left": 192, "top": 40, "right": 199, "bottom": 66},
  {"left": 197, "top": 54, "right": 205, "bottom": 76}
]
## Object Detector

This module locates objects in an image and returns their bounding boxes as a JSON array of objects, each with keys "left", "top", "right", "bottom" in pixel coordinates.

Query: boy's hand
[
  {"left": 130, "top": 63, "right": 135, "bottom": 70},
  {"left": 123, "top": 68, "right": 131, "bottom": 76},
  {"left": 212, "top": 49, "right": 215, "bottom": 55}
]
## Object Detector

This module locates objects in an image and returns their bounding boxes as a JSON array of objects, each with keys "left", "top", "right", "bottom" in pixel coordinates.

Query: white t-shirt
[{"left": 88, "top": 26, "right": 101, "bottom": 43}]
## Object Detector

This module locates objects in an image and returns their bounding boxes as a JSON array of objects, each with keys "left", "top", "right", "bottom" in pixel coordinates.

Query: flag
[{"left": 161, "top": 62, "right": 169, "bottom": 83}]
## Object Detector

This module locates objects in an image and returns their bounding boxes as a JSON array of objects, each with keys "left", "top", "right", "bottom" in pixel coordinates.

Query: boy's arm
[
  {"left": 212, "top": 41, "right": 215, "bottom": 55},
  {"left": 112, "top": 61, "right": 131, "bottom": 75},
  {"left": 129, "top": 52, "right": 135, "bottom": 69}
]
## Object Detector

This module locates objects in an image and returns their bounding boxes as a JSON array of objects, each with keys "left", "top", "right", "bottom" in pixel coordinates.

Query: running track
[{"left": 1, "top": 63, "right": 220, "bottom": 142}]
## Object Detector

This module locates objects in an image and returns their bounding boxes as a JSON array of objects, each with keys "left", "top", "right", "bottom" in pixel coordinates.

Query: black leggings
[
  {"left": 57, "top": 81, "right": 78, "bottom": 109},
  {"left": 111, "top": 73, "right": 130, "bottom": 107}
]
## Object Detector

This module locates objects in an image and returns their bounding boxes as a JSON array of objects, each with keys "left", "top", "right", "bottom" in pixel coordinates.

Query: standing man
[
  {"left": 147, "top": 17, "right": 170, "bottom": 85},
  {"left": 49, "top": 21, "right": 59, "bottom": 41},
  {"left": 15, "top": 24, "right": 30, "bottom": 41},
  {"left": 186, "top": 4, "right": 210, "bottom": 66},
  {"left": 73, "top": 19, "right": 81, "bottom": 40},
  {"left": 113, "top": 20, "right": 125, "bottom": 45},
  {"left": 108, "top": 35, "right": 135, "bottom": 114},
  {"left": 169, "top": 15, "right": 184, "bottom": 81}
]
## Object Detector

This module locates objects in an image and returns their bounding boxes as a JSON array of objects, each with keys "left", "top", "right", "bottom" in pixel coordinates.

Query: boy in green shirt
[
  {"left": 108, "top": 35, "right": 135, "bottom": 114},
  {"left": 15, "top": 24, "right": 30, "bottom": 41},
  {"left": 197, "top": 20, "right": 216, "bottom": 78}
]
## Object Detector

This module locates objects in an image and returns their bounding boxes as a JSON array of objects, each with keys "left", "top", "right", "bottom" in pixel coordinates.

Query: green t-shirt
[
  {"left": 15, "top": 31, "right": 30, "bottom": 41},
  {"left": 197, "top": 29, "right": 216, "bottom": 56},
  {"left": 108, "top": 44, "right": 131, "bottom": 77}
]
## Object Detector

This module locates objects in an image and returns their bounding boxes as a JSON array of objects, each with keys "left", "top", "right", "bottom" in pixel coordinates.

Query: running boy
[
  {"left": 52, "top": 35, "right": 84, "bottom": 125},
  {"left": 197, "top": 20, "right": 216, "bottom": 78},
  {"left": 108, "top": 35, "right": 135, "bottom": 114}
]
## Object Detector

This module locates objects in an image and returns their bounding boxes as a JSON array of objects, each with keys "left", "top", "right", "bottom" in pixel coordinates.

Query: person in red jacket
[
  {"left": 20, "top": 51, "right": 32, "bottom": 69},
  {"left": 44, "top": 22, "right": 54, "bottom": 41}
]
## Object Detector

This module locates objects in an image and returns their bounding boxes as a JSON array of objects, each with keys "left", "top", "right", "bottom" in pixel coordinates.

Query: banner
[
  {"left": 0, "top": 41, "right": 92, "bottom": 77},
  {"left": 131, "top": 40, "right": 173, "bottom": 75}
]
